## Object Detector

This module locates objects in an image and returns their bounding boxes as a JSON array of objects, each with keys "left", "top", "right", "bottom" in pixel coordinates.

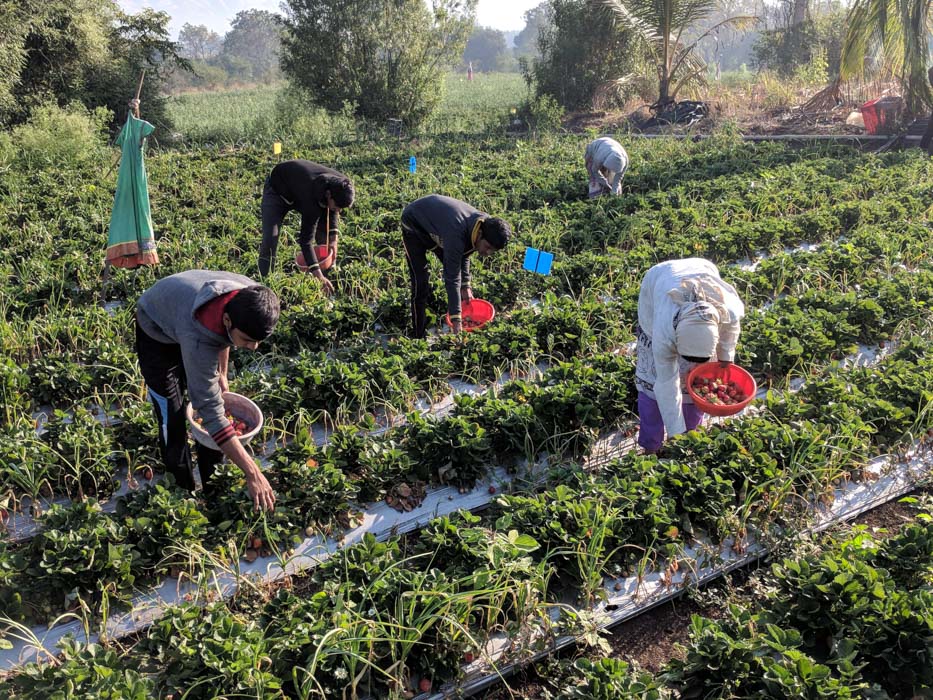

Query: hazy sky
[{"left": 117, "top": 1, "right": 543, "bottom": 37}]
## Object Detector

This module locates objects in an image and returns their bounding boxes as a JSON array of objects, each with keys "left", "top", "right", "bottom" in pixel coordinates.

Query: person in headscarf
[
  {"left": 136, "top": 270, "right": 280, "bottom": 511},
  {"left": 634, "top": 258, "right": 745, "bottom": 453},
  {"left": 584, "top": 136, "right": 629, "bottom": 198}
]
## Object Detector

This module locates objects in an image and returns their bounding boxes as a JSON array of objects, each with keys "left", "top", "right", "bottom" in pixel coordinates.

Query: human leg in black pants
[
  {"left": 258, "top": 178, "right": 293, "bottom": 277},
  {"left": 135, "top": 319, "right": 224, "bottom": 493},
  {"left": 402, "top": 226, "right": 431, "bottom": 339}
]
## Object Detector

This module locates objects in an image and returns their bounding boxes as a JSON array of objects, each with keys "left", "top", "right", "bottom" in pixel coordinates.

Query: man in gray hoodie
[{"left": 136, "top": 270, "right": 280, "bottom": 511}]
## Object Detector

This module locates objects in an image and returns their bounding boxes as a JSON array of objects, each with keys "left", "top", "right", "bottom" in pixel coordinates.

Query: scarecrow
[{"left": 103, "top": 94, "right": 159, "bottom": 296}]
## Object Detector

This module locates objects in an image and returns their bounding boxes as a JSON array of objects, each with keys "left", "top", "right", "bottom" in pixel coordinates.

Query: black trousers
[
  {"left": 135, "top": 318, "right": 223, "bottom": 493},
  {"left": 402, "top": 225, "right": 442, "bottom": 339},
  {"left": 921, "top": 112, "right": 933, "bottom": 155}
]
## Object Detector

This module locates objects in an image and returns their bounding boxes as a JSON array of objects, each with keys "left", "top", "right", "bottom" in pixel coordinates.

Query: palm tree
[
  {"left": 599, "top": 0, "right": 754, "bottom": 111},
  {"left": 839, "top": 0, "right": 933, "bottom": 113}
]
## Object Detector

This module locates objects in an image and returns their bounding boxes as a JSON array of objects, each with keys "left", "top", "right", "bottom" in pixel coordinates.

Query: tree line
[{"left": 1, "top": 0, "right": 929, "bottom": 136}]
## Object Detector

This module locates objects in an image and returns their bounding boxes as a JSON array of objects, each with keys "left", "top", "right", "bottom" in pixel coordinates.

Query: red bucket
[
  {"left": 445, "top": 299, "right": 495, "bottom": 331},
  {"left": 295, "top": 245, "right": 335, "bottom": 272},
  {"left": 686, "top": 362, "right": 757, "bottom": 417}
]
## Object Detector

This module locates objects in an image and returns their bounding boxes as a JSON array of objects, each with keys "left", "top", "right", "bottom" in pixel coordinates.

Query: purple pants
[{"left": 637, "top": 391, "right": 703, "bottom": 452}]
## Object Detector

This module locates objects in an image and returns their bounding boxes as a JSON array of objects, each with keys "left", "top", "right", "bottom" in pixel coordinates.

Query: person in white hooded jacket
[
  {"left": 635, "top": 258, "right": 745, "bottom": 453},
  {"left": 584, "top": 137, "right": 628, "bottom": 198}
]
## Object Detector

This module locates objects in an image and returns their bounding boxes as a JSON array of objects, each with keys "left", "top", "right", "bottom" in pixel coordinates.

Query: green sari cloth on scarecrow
[{"left": 105, "top": 114, "right": 159, "bottom": 268}]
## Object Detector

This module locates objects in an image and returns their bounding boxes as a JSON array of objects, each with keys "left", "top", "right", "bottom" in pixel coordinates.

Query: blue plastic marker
[
  {"left": 523, "top": 247, "right": 554, "bottom": 275},
  {"left": 409, "top": 156, "right": 417, "bottom": 173},
  {"left": 523, "top": 247, "right": 540, "bottom": 271}
]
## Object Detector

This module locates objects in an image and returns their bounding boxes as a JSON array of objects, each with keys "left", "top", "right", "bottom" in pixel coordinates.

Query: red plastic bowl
[
  {"left": 445, "top": 299, "right": 496, "bottom": 331},
  {"left": 687, "top": 362, "right": 757, "bottom": 417},
  {"left": 295, "top": 245, "right": 335, "bottom": 272}
]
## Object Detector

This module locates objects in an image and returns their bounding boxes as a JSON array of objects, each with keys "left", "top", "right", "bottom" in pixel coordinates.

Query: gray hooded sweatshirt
[{"left": 136, "top": 270, "right": 256, "bottom": 439}]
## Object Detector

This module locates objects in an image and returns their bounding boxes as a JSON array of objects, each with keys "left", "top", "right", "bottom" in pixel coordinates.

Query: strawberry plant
[
  {"left": 0, "top": 638, "right": 154, "bottom": 699},
  {"left": 40, "top": 406, "right": 116, "bottom": 499},
  {"left": 403, "top": 412, "right": 492, "bottom": 487},
  {"left": 25, "top": 500, "right": 136, "bottom": 616},
  {"left": 116, "top": 481, "right": 209, "bottom": 574},
  {"left": 142, "top": 602, "right": 282, "bottom": 699},
  {"left": 662, "top": 608, "right": 869, "bottom": 698}
]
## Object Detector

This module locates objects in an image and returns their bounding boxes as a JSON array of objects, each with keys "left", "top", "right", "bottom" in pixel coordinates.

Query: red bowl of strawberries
[{"left": 687, "top": 362, "right": 757, "bottom": 417}]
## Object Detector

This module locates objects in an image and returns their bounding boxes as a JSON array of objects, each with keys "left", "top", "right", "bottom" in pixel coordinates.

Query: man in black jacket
[
  {"left": 401, "top": 194, "right": 511, "bottom": 338},
  {"left": 258, "top": 159, "right": 355, "bottom": 293}
]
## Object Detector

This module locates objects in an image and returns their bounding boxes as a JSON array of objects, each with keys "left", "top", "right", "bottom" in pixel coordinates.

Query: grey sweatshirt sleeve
[{"left": 180, "top": 340, "right": 228, "bottom": 437}]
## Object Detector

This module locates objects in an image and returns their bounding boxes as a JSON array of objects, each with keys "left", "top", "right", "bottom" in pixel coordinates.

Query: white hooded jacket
[
  {"left": 636, "top": 258, "right": 745, "bottom": 436},
  {"left": 585, "top": 137, "right": 628, "bottom": 194}
]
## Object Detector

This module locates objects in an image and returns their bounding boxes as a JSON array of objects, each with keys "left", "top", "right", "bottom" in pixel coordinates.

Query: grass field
[{"left": 165, "top": 73, "right": 527, "bottom": 145}]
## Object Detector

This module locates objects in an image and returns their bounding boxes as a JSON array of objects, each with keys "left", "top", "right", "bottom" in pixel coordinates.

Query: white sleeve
[
  {"left": 653, "top": 335, "right": 686, "bottom": 436},
  {"left": 717, "top": 317, "right": 741, "bottom": 362}
]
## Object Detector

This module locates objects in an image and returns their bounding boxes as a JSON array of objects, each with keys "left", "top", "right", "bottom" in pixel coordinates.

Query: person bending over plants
[
  {"left": 257, "top": 159, "right": 355, "bottom": 294},
  {"left": 584, "top": 136, "right": 628, "bottom": 198},
  {"left": 401, "top": 194, "right": 511, "bottom": 339},
  {"left": 635, "top": 258, "right": 745, "bottom": 454},
  {"left": 136, "top": 270, "right": 279, "bottom": 511}
]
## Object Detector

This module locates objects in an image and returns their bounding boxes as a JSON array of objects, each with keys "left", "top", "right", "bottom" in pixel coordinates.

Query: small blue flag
[
  {"left": 409, "top": 156, "right": 417, "bottom": 173},
  {"left": 523, "top": 247, "right": 554, "bottom": 275}
]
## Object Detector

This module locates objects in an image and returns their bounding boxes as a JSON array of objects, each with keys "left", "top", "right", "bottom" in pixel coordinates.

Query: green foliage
[
  {"left": 560, "top": 657, "right": 669, "bottom": 699},
  {"left": 117, "top": 481, "right": 210, "bottom": 573},
  {"left": 0, "top": 102, "right": 110, "bottom": 171},
  {"left": 753, "top": 14, "right": 846, "bottom": 78},
  {"left": 0, "top": 3, "right": 189, "bottom": 132},
  {"left": 26, "top": 500, "right": 136, "bottom": 611},
  {"left": 0, "top": 638, "right": 154, "bottom": 699},
  {"left": 143, "top": 602, "right": 282, "bottom": 699},
  {"left": 664, "top": 608, "right": 869, "bottom": 698},
  {"left": 527, "top": 0, "right": 643, "bottom": 110},
  {"left": 281, "top": 0, "right": 476, "bottom": 129}
]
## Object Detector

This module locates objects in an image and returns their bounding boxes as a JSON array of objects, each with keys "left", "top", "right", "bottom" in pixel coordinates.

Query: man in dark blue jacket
[{"left": 401, "top": 195, "right": 511, "bottom": 338}]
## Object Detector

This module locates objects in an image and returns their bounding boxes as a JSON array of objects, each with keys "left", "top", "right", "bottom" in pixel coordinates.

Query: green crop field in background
[{"left": 165, "top": 73, "right": 527, "bottom": 146}]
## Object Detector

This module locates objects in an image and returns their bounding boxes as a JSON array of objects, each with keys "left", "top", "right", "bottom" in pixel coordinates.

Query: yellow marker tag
[{"left": 273, "top": 142, "right": 282, "bottom": 155}]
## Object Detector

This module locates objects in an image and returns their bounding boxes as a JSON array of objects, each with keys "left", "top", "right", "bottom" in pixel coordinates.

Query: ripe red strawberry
[
  {"left": 488, "top": 485, "right": 496, "bottom": 494},
  {"left": 419, "top": 678, "right": 432, "bottom": 693},
  {"left": 464, "top": 651, "right": 475, "bottom": 663},
  {"left": 142, "top": 467, "right": 154, "bottom": 480}
]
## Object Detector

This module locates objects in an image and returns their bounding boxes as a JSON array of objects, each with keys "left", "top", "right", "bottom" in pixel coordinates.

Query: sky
[{"left": 116, "top": 0, "right": 542, "bottom": 38}]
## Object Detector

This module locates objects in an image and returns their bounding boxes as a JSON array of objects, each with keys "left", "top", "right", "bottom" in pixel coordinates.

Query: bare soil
[
  {"left": 474, "top": 491, "right": 925, "bottom": 699},
  {"left": 563, "top": 104, "right": 871, "bottom": 137}
]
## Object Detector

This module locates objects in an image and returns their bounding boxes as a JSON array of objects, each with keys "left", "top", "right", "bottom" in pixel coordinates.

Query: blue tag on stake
[
  {"left": 409, "top": 156, "right": 417, "bottom": 173},
  {"left": 523, "top": 247, "right": 554, "bottom": 275}
]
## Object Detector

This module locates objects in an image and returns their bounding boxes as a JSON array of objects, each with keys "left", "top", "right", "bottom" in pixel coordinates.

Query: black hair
[
  {"left": 481, "top": 217, "right": 511, "bottom": 250},
  {"left": 322, "top": 174, "right": 355, "bottom": 208},
  {"left": 226, "top": 286, "right": 280, "bottom": 341}
]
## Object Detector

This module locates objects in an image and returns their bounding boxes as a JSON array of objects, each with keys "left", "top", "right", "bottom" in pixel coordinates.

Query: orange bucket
[
  {"left": 295, "top": 245, "right": 335, "bottom": 272},
  {"left": 445, "top": 299, "right": 496, "bottom": 331},
  {"left": 686, "top": 362, "right": 757, "bottom": 417}
]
